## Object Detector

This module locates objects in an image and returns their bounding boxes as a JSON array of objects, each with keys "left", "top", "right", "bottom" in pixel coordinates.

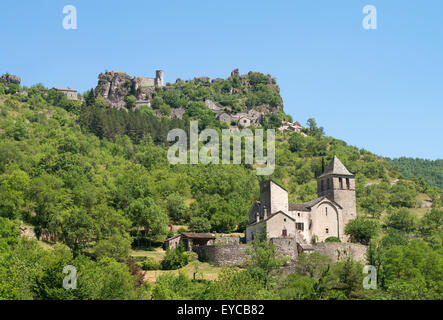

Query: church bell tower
[{"left": 317, "top": 155, "right": 357, "bottom": 228}]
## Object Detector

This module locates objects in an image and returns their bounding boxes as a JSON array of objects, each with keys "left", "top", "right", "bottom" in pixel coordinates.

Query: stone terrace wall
[
  {"left": 312, "top": 243, "right": 367, "bottom": 263},
  {"left": 194, "top": 244, "right": 249, "bottom": 267},
  {"left": 213, "top": 235, "right": 241, "bottom": 246},
  {"left": 195, "top": 240, "right": 366, "bottom": 267},
  {"left": 270, "top": 238, "right": 298, "bottom": 261},
  {"left": 194, "top": 238, "right": 298, "bottom": 267}
]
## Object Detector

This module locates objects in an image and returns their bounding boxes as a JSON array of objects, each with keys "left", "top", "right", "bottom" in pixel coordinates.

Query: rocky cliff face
[
  {"left": 96, "top": 71, "right": 159, "bottom": 109},
  {"left": 96, "top": 72, "right": 134, "bottom": 108},
  {"left": 0, "top": 73, "right": 21, "bottom": 86}
]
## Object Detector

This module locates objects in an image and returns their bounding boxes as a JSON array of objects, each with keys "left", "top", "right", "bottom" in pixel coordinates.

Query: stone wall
[
  {"left": 194, "top": 244, "right": 249, "bottom": 267},
  {"left": 194, "top": 237, "right": 299, "bottom": 267},
  {"left": 311, "top": 242, "right": 367, "bottom": 263},
  {"left": 213, "top": 235, "right": 241, "bottom": 246},
  {"left": 270, "top": 238, "right": 298, "bottom": 261}
]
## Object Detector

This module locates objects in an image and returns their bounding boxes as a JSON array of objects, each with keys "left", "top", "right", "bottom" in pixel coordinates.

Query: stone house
[
  {"left": 52, "top": 87, "right": 78, "bottom": 100},
  {"left": 246, "top": 156, "right": 356, "bottom": 244},
  {"left": 205, "top": 99, "right": 223, "bottom": 112},
  {"left": 164, "top": 234, "right": 181, "bottom": 250},
  {"left": 217, "top": 112, "right": 232, "bottom": 124},
  {"left": 206, "top": 99, "right": 263, "bottom": 128},
  {"left": 278, "top": 121, "right": 306, "bottom": 135},
  {"left": 238, "top": 116, "right": 251, "bottom": 128}
]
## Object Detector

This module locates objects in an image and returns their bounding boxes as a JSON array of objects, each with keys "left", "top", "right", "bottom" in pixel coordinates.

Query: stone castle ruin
[
  {"left": 96, "top": 70, "right": 164, "bottom": 109},
  {"left": 165, "top": 156, "right": 367, "bottom": 267}
]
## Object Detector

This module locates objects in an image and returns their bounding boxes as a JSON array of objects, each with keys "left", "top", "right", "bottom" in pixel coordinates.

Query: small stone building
[
  {"left": 217, "top": 112, "right": 232, "bottom": 124},
  {"left": 164, "top": 233, "right": 216, "bottom": 251},
  {"left": 52, "top": 87, "right": 78, "bottom": 100},
  {"left": 238, "top": 116, "right": 251, "bottom": 128},
  {"left": 164, "top": 234, "right": 181, "bottom": 250}
]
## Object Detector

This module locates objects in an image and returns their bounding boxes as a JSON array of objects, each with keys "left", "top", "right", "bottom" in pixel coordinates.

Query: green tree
[
  {"left": 245, "top": 239, "right": 287, "bottom": 289},
  {"left": 92, "top": 234, "right": 132, "bottom": 262},
  {"left": 385, "top": 208, "right": 417, "bottom": 233},
  {"left": 128, "top": 197, "right": 169, "bottom": 247},
  {"left": 294, "top": 252, "right": 333, "bottom": 278},
  {"left": 389, "top": 180, "right": 418, "bottom": 208},
  {"left": 166, "top": 192, "right": 187, "bottom": 222},
  {"left": 189, "top": 216, "right": 211, "bottom": 233},
  {"left": 0, "top": 169, "right": 30, "bottom": 219},
  {"left": 345, "top": 217, "right": 379, "bottom": 245},
  {"left": 60, "top": 207, "right": 95, "bottom": 256}
]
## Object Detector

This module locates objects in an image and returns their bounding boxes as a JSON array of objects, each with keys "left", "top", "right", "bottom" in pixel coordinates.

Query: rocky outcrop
[
  {"left": 96, "top": 72, "right": 133, "bottom": 108},
  {"left": 19, "top": 225, "right": 36, "bottom": 240},
  {"left": 94, "top": 69, "right": 284, "bottom": 122},
  {"left": 0, "top": 73, "right": 21, "bottom": 86},
  {"left": 96, "top": 71, "right": 163, "bottom": 109}
]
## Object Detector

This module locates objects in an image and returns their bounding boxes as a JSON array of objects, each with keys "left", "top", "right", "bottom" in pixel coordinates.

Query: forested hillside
[
  {"left": 387, "top": 157, "right": 443, "bottom": 189},
  {"left": 0, "top": 78, "right": 442, "bottom": 300}
]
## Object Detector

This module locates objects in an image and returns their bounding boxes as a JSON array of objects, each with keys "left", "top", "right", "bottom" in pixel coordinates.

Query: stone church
[{"left": 246, "top": 156, "right": 356, "bottom": 244}]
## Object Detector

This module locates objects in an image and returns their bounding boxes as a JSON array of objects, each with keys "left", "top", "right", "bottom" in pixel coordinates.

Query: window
[
  {"left": 339, "top": 177, "right": 343, "bottom": 189},
  {"left": 325, "top": 207, "right": 328, "bottom": 216},
  {"left": 284, "top": 218, "right": 286, "bottom": 222},
  {"left": 282, "top": 229, "right": 287, "bottom": 237},
  {"left": 296, "top": 223, "right": 304, "bottom": 231},
  {"left": 326, "top": 228, "right": 329, "bottom": 234},
  {"left": 346, "top": 178, "right": 350, "bottom": 189},
  {"left": 297, "top": 212, "right": 300, "bottom": 217}
]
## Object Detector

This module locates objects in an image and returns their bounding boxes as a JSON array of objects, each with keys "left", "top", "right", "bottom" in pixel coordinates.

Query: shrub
[
  {"left": 325, "top": 236, "right": 341, "bottom": 243},
  {"left": 166, "top": 230, "right": 174, "bottom": 239},
  {"left": 125, "top": 95, "right": 136, "bottom": 108},
  {"left": 161, "top": 244, "right": 190, "bottom": 270},
  {"left": 0, "top": 82, "right": 6, "bottom": 95},
  {"left": 141, "top": 257, "right": 162, "bottom": 270},
  {"left": 7, "top": 83, "right": 20, "bottom": 94},
  {"left": 159, "top": 104, "right": 171, "bottom": 116},
  {"left": 4, "top": 97, "right": 20, "bottom": 109},
  {"left": 177, "top": 227, "right": 187, "bottom": 234}
]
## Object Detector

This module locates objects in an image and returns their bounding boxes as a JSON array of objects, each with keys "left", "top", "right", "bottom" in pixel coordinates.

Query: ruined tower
[
  {"left": 155, "top": 70, "right": 164, "bottom": 87},
  {"left": 317, "top": 156, "right": 356, "bottom": 237}
]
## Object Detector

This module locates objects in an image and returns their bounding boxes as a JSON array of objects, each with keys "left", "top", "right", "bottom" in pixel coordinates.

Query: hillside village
[{"left": 0, "top": 71, "right": 441, "bottom": 300}]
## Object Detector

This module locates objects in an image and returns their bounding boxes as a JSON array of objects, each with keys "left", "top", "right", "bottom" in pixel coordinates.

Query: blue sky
[{"left": 1, "top": 1, "right": 442, "bottom": 159}]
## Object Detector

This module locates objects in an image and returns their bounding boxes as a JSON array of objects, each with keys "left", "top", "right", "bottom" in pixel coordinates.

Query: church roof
[
  {"left": 181, "top": 232, "right": 216, "bottom": 240},
  {"left": 289, "top": 196, "right": 343, "bottom": 212},
  {"left": 318, "top": 155, "right": 353, "bottom": 178},
  {"left": 289, "top": 197, "right": 326, "bottom": 212},
  {"left": 247, "top": 210, "right": 295, "bottom": 227}
]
